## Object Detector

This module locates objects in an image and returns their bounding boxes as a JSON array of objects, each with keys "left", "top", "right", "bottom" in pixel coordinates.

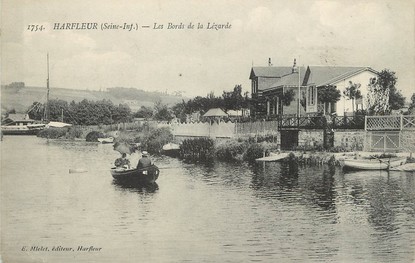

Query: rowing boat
[
  {"left": 342, "top": 157, "right": 407, "bottom": 170},
  {"left": 110, "top": 165, "right": 159, "bottom": 184}
]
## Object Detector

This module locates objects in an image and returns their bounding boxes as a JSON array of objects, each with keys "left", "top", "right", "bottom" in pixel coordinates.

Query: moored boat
[
  {"left": 1, "top": 113, "right": 46, "bottom": 135},
  {"left": 110, "top": 165, "right": 160, "bottom": 184},
  {"left": 342, "top": 157, "right": 407, "bottom": 170},
  {"left": 1, "top": 123, "right": 45, "bottom": 135},
  {"left": 162, "top": 143, "right": 180, "bottom": 157},
  {"left": 98, "top": 137, "right": 114, "bottom": 144}
]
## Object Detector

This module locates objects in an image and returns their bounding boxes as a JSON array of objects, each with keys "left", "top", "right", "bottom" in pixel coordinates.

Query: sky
[{"left": 2, "top": 0, "right": 414, "bottom": 99}]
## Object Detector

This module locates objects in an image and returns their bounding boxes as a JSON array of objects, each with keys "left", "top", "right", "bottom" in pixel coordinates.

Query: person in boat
[
  {"left": 137, "top": 151, "right": 152, "bottom": 169},
  {"left": 114, "top": 153, "right": 130, "bottom": 169}
]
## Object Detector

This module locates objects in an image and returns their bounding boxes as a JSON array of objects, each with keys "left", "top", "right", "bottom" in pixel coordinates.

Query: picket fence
[
  {"left": 75, "top": 120, "right": 279, "bottom": 138},
  {"left": 158, "top": 120, "right": 279, "bottom": 138}
]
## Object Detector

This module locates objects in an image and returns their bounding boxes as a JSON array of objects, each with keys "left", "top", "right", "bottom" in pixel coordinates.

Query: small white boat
[
  {"left": 256, "top": 152, "right": 289, "bottom": 162},
  {"left": 162, "top": 143, "right": 180, "bottom": 157},
  {"left": 98, "top": 137, "right": 114, "bottom": 144},
  {"left": 162, "top": 143, "right": 180, "bottom": 151},
  {"left": 342, "top": 157, "right": 407, "bottom": 170}
]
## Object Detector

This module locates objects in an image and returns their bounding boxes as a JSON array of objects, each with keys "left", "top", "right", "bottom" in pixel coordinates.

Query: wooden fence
[
  {"left": 235, "top": 120, "right": 279, "bottom": 136},
  {"left": 164, "top": 120, "right": 279, "bottom": 138},
  {"left": 365, "top": 115, "right": 415, "bottom": 131}
]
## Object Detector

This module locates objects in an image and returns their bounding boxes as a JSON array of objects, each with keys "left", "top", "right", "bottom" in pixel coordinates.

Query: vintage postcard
[{"left": 1, "top": 0, "right": 415, "bottom": 262}]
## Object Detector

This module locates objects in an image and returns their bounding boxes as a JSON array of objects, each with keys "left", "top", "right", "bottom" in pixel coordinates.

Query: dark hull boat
[
  {"left": 1, "top": 124, "right": 45, "bottom": 135},
  {"left": 110, "top": 165, "right": 159, "bottom": 184}
]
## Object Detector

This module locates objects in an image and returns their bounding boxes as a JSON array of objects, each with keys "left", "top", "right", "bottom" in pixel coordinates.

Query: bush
[
  {"left": 112, "top": 127, "right": 173, "bottom": 154},
  {"left": 142, "top": 127, "right": 173, "bottom": 154},
  {"left": 215, "top": 140, "right": 247, "bottom": 161},
  {"left": 244, "top": 143, "right": 267, "bottom": 162},
  {"left": 66, "top": 127, "right": 83, "bottom": 139},
  {"left": 85, "top": 131, "right": 105, "bottom": 142},
  {"left": 246, "top": 135, "right": 279, "bottom": 143},
  {"left": 113, "top": 131, "right": 137, "bottom": 145},
  {"left": 37, "top": 127, "right": 67, "bottom": 139}
]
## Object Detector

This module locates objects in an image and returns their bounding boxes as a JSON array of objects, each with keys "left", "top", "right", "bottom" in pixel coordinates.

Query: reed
[{"left": 180, "top": 138, "right": 215, "bottom": 161}]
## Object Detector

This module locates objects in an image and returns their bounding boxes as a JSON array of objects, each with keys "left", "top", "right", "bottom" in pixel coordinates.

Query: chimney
[
  {"left": 292, "top": 58, "right": 298, "bottom": 73},
  {"left": 268, "top": 58, "right": 273, "bottom": 66}
]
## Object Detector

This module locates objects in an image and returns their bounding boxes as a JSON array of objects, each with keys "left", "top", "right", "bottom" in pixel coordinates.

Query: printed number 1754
[{"left": 27, "top": 25, "right": 45, "bottom": 31}]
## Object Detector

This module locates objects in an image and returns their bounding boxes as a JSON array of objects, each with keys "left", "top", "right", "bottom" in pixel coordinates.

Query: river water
[{"left": 1, "top": 136, "right": 414, "bottom": 263}]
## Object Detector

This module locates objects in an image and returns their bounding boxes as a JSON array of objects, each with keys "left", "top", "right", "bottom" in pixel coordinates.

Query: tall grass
[{"left": 180, "top": 138, "right": 215, "bottom": 161}]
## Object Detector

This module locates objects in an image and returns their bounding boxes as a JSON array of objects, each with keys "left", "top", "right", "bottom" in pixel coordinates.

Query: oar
[
  {"left": 157, "top": 166, "right": 193, "bottom": 170},
  {"left": 69, "top": 165, "right": 193, "bottom": 173}
]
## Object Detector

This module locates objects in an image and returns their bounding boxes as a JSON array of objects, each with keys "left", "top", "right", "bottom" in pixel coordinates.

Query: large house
[{"left": 250, "top": 59, "right": 378, "bottom": 117}]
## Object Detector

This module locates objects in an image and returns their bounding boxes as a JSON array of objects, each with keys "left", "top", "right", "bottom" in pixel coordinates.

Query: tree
[
  {"left": 171, "top": 100, "right": 187, "bottom": 122},
  {"left": 113, "top": 103, "right": 132, "bottom": 123},
  {"left": 134, "top": 106, "right": 153, "bottom": 119},
  {"left": 367, "top": 77, "right": 389, "bottom": 115},
  {"left": 318, "top": 85, "right": 341, "bottom": 115},
  {"left": 343, "top": 81, "right": 362, "bottom": 116},
  {"left": 48, "top": 99, "right": 69, "bottom": 122},
  {"left": 222, "top": 85, "right": 244, "bottom": 110},
  {"left": 28, "top": 98, "right": 134, "bottom": 125},
  {"left": 409, "top": 93, "right": 415, "bottom": 114},
  {"left": 28, "top": 102, "right": 44, "bottom": 120},
  {"left": 367, "top": 69, "right": 405, "bottom": 115},
  {"left": 153, "top": 100, "right": 173, "bottom": 121},
  {"left": 281, "top": 90, "right": 295, "bottom": 106},
  {"left": 378, "top": 69, "right": 405, "bottom": 110},
  {"left": 300, "top": 91, "right": 307, "bottom": 111}
]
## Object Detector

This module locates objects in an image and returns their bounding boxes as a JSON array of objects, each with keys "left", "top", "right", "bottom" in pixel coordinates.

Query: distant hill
[{"left": 1, "top": 85, "right": 187, "bottom": 113}]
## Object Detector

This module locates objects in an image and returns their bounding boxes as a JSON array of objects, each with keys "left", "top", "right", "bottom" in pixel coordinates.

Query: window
[
  {"left": 252, "top": 78, "right": 258, "bottom": 94},
  {"left": 308, "top": 86, "right": 315, "bottom": 105}
]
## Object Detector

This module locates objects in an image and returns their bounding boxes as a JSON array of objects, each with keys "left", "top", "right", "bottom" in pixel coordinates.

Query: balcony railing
[
  {"left": 332, "top": 115, "right": 365, "bottom": 129},
  {"left": 254, "top": 114, "right": 415, "bottom": 131},
  {"left": 278, "top": 115, "right": 366, "bottom": 130}
]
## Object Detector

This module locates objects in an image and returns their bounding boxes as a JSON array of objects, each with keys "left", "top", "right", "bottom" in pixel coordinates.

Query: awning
[{"left": 203, "top": 108, "right": 228, "bottom": 117}]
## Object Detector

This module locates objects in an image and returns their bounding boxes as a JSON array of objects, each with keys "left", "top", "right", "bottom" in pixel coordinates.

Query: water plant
[{"left": 180, "top": 137, "right": 215, "bottom": 161}]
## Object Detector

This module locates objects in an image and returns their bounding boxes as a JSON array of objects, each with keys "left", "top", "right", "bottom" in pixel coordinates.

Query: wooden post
[{"left": 364, "top": 116, "right": 367, "bottom": 131}]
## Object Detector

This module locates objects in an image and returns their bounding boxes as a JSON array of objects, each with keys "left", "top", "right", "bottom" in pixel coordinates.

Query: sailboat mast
[{"left": 46, "top": 53, "right": 50, "bottom": 122}]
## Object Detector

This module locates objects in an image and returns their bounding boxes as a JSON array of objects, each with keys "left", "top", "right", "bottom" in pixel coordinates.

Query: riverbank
[{"left": 36, "top": 127, "right": 415, "bottom": 170}]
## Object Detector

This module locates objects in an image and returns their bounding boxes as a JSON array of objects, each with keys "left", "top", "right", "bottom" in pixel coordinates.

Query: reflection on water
[
  {"left": 112, "top": 180, "right": 159, "bottom": 194},
  {"left": 1, "top": 136, "right": 415, "bottom": 263}
]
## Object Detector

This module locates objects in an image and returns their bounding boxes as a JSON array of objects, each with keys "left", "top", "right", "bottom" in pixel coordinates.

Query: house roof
[
  {"left": 306, "top": 66, "right": 378, "bottom": 87},
  {"left": 250, "top": 67, "right": 294, "bottom": 79},
  {"left": 258, "top": 78, "right": 281, "bottom": 91},
  {"left": 266, "top": 67, "right": 307, "bottom": 89}
]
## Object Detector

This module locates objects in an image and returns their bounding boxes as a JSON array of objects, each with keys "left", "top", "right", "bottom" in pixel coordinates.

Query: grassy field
[{"left": 1, "top": 86, "right": 185, "bottom": 113}]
